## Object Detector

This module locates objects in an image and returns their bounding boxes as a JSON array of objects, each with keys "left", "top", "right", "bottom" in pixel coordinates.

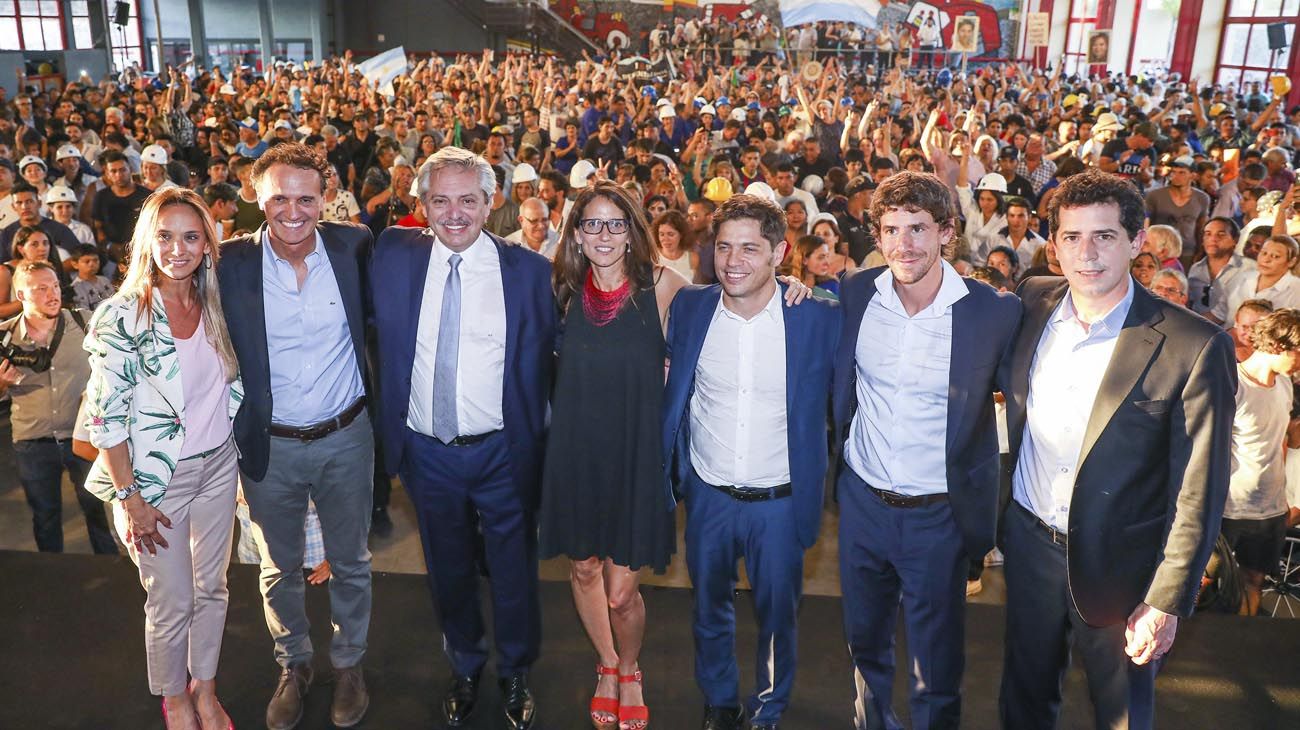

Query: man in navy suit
[
  {"left": 663, "top": 194, "right": 841, "bottom": 730},
  {"left": 218, "top": 143, "right": 375, "bottom": 730},
  {"left": 832, "top": 171, "right": 1022, "bottom": 730},
  {"left": 370, "top": 146, "right": 555, "bottom": 730}
]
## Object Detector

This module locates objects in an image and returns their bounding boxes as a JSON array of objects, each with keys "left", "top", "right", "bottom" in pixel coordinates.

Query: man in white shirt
[
  {"left": 771, "top": 162, "right": 819, "bottom": 219},
  {"left": 1188, "top": 216, "right": 1255, "bottom": 321},
  {"left": 832, "top": 171, "right": 1022, "bottom": 730},
  {"left": 663, "top": 194, "right": 840, "bottom": 730},
  {"left": 1001, "top": 169, "right": 1234, "bottom": 729},
  {"left": 504, "top": 197, "right": 559, "bottom": 260}
]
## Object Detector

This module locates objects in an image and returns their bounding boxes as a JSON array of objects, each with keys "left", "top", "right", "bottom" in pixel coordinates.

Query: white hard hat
[
  {"left": 18, "top": 154, "right": 45, "bottom": 171},
  {"left": 700, "top": 104, "right": 716, "bottom": 116},
  {"left": 219, "top": 83, "right": 237, "bottom": 95},
  {"left": 975, "top": 172, "right": 1007, "bottom": 194},
  {"left": 729, "top": 108, "right": 747, "bottom": 123},
  {"left": 569, "top": 159, "right": 597, "bottom": 189},
  {"left": 44, "top": 185, "right": 77, "bottom": 205},
  {"left": 658, "top": 106, "right": 675, "bottom": 120},
  {"left": 800, "top": 174, "right": 824, "bottom": 196},
  {"left": 141, "top": 144, "right": 169, "bottom": 166},
  {"left": 511, "top": 162, "right": 539, "bottom": 185},
  {"left": 273, "top": 119, "right": 293, "bottom": 130},
  {"left": 743, "top": 182, "right": 777, "bottom": 203},
  {"left": 55, "top": 144, "right": 82, "bottom": 161}
]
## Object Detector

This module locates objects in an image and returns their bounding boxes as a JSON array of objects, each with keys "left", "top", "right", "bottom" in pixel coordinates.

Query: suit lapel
[
  {"left": 494, "top": 236, "right": 523, "bottom": 372},
  {"left": 1077, "top": 289, "right": 1165, "bottom": 470},
  {"left": 242, "top": 226, "right": 270, "bottom": 392},
  {"left": 946, "top": 283, "right": 975, "bottom": 455},
  {"left": 780, "top": 284, "right": 802, "bottom": 429},
  {"left": 405, "top": 230, "right": 434, "bottom": 368},
  {"left": 679, "top": 286, "right": 723, "bottom": 390},
  {"left": 320, "top": 226, "right": 364, "bottom": 364}
]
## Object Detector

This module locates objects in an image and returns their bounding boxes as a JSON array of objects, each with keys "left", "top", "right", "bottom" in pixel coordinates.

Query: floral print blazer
[{"left": 82, "top": 290, "right": 244, "bottom": 506}]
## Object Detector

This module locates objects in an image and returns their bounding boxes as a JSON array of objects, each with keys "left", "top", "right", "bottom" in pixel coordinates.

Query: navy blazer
[
  {"left": 662, "top": 284, "right": 841, "bottom": 550},
  {"left": 369, "top": 226, "right": 556, "bottom": 510},
  {"left": 831, "top": 266, "right": 1022, "bottom": 557},
  {"left": 216, "top": 222, "right": 374, "bottom": 482}
]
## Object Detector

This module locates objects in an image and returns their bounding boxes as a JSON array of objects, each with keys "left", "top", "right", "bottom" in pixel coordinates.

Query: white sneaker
[{"left": 984, "top": 547, "right": 1004, "bottom": 567}]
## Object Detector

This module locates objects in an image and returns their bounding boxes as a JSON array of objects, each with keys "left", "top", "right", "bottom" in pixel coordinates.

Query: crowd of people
[{"left": 1, "top": 16, "right": 1298, "bottom": 730}]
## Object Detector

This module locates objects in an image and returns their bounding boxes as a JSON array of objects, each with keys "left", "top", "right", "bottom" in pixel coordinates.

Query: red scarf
[{"left": 583, "top": 269, "right": 630, "bottom": 327}]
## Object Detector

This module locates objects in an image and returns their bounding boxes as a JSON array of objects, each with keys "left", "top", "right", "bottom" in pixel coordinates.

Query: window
[
  {"left": 105, "top": 0, "right": 144, "bottom": 72},
  {"left": 70, "top": 0, "right": 93, "bottom": 49},
  {"left": 0, "top": 0, "right": 66, "bottom": 52},
  {"left": 1061, "top": 0, "right": 1100, "bottom": 77},
  {"left": 1216, "top": 0, "right": 1299, "bottom": 92}
]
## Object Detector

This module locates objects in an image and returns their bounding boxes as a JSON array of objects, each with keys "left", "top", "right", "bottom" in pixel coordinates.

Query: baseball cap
[
  {"left": 998, "top": 146, "right": 1020, "bottom": 160},
  {"left": 716, "top": 96, "right": 731, "bottom": 107},
  {"left": 746, "top": 101, "right": 762, "bottom": 112},
  {"left": 141, "top": 144, "right": 169, "bottom": 165},
  {"left": 239, "top": 117, "right": 258, "bottom": 129},
  {"left": 273, "top": 119, "right": 293, "bottom": 130},
  {"left": 1167, "top": 156, "right": 1195, "bottom": 169}
]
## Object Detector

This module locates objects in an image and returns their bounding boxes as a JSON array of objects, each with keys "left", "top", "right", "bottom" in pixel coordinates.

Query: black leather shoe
[
  {"left": 370, "top": 507, "right": 393, "bottom": 538},
  {"left": 442, "top": 672, "right": 480, "bottom": 727},
  {"left": 499, "top": 673, "right": 536, "bottom": 730},
  {"left": 703, "top": 705, "right": 745, "bottom": 730}
]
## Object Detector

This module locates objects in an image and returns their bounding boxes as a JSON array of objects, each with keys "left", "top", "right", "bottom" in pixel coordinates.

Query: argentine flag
[
  {"left": 779, "top": 0, "right": 881, "bottom": 27},
  {"left": 356, "top": 46, "right": 408, "bottom": 97}
]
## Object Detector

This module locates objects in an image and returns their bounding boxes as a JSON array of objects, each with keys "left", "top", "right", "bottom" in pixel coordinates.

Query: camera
[{"left": 0, "top": 329, "right": 52, "bottom": 372}]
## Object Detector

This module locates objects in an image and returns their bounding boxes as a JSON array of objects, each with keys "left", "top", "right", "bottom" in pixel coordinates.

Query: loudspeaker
[
  {"left": 112, "top": 1, "right": 129, "bottom": 27},
  {"left": 1267, "top": 23, "right": 1288, "bottom": 51}
]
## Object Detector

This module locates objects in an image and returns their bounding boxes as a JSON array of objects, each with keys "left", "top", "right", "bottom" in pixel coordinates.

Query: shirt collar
[
  {"left": 1053, "top": 274, "right": 1135, "bottom": 337},
  {"left": 874, "top": 259, "right": 968, "bottom": 318},
  {"left": 715, "top": 282, "right": 783, "bottom": 323},
  {"left": 261, "top": 227, "right": 324, "bottom": 267},
  {"left": 432, "top": 228, "right": 491, "bottom": 267}
]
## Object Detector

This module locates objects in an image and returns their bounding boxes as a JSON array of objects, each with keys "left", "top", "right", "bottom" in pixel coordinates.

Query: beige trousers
[{"left": 116, "top": 439, "right": 239, "bottom": 696}]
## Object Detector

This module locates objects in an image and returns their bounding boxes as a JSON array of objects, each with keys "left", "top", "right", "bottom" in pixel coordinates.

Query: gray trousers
[{"left": 242, "top": 412, "right": 375, "bottom": 669}]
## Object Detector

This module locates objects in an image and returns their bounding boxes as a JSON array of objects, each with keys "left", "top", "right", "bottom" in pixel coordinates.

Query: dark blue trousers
[
  {"left": 14, "top": 438, "right": 117, "bottom": 554},
  {"left": 400, "top": 428, "right": 540, "bottom": 678},
  {"left": 999, "top": 502, "right": 1157, "bottom": 730},
  {"left": 684, "top": 471, "right": 805, "bottom": 724},
  {"left": 838, "top": 468, "right": 967, "bottom": 730}
]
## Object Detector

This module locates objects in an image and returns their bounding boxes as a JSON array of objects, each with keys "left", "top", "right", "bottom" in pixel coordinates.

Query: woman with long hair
[
  {"left": 83, "top": 188, "right": 244, "bottom": 730},
  {"left": 0, "top": 225, "right": 65, "bottom": 318},
  {"left": 790, "top": 234, "right": 840, "bottom": 298},
  {"left": 540, "top": 181, "right": 690, "bottom": 730},
  {"left": 651, "top": 209, "right": 698, "bottom": 283},
  {"left": 783, "top": 198, "right": 809, "bottom": 250}
]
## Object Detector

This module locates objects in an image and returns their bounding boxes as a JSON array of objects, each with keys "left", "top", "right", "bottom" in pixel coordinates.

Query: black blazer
[
  {"left": 1003, "top": 277, "right": 1236, "bottom": 626},
  {"left": 832, "top": 266, "right": 1023, "bottom": 558},
  {"left": 216, "top": 222, "right": 373, "bottom": 481}
]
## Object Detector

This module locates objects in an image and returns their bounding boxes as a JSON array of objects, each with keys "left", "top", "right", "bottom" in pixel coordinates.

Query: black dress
[{"left": 539, "top": 286, "right": 676, "bottom": 573}]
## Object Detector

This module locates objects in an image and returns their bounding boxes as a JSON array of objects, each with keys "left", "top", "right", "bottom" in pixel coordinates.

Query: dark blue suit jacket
[
  {"left": 217, "top": 222, "right": 373, "bottom": 482},
  {"left": 831, "top": 266, "right": 1022, "bottom": 557},
  {"left": 662, "top": 284, "right": 841, "bottom": 550},
  {"left": 369, "top": 226, "right": 556, "bottom": 510}
]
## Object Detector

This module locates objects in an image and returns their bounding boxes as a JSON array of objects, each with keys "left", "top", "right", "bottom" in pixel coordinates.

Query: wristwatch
[{"left": 114, "top": 483, "right": 141, "bottom": 501}]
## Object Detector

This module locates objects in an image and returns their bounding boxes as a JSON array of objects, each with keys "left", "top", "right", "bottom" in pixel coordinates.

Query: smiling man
[
  {"left": 1000, "top": 169, "right": 1235, "bottom": 729},
  {"left": 833, "top": 171, "right": 1022, "bottom": 730},
  {"left": 216, "top": 142, "right": 376, "bottom": 730}
]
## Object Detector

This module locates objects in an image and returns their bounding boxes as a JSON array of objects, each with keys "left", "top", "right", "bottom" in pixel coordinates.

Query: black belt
[
  {"left": 19, "top": 436, "right": 60, "bottom": 443},
  {"left": 706, "top": 480, "right": 793, "bottom": 502},
  {"left": 439, "top": 430, "right": 502, "bottom": 447},
  {"left": 269, "top": 397, "right": 367, "bottom": 441},
  {"left": 866, "top": 483, "right": 948, "bottom": 509},
  {"left": 1016, "top": 501, "right": 1068, "bottom": 547}
]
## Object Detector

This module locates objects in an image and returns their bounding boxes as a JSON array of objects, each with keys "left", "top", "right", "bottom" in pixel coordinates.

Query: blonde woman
[
  {"left": 1143, "top": 224, "right": 1185, "bottom": 272},
  {"left": 83, "top": 188, "right": 243, "bottom": 730}
]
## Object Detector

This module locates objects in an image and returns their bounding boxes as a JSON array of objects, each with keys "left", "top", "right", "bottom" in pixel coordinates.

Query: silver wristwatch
[{"left": 114, "top": 483, "right": 141, "bottom": 501}]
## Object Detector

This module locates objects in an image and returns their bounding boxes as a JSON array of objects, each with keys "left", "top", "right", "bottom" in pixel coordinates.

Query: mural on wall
[{"left": 543, "top": 0, "right": 1020, "bottom": 60}]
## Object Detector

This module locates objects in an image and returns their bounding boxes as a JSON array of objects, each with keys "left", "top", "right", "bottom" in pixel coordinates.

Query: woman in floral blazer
[{"left": 83, "top": 188, "right": 244, "bottom": 730}]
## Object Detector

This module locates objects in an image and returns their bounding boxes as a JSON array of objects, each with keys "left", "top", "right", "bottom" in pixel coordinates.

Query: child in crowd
[{"left": 69, "top": 244, "right": 114, "bottom": 313}]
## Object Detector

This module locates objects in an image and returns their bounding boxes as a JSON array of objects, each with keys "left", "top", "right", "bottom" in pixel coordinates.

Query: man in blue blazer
[
  {"left": 831, "top": 171, "right": 1022, "bottom": 730},
  {"left": 663, "top": 194, "right": 841, "bottom": 730},
  {"left": 218, "top": 144, "right": 375, "bottom": 730},
  {"left": 370, "top": 147, "right": 555, "bottom": 730}
]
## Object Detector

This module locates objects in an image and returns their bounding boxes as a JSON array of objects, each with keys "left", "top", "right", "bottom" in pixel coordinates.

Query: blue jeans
[{"left": 13, "top": 438, "right": 118, "bottom": 554}]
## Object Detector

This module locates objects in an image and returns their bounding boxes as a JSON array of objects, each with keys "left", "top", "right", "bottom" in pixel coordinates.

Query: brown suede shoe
[
  {"left": 266, "top": 664, "right": 313, "bottom": 730},
  {"left": 331, "top": 665, "right": 369, "bottom": 728}
]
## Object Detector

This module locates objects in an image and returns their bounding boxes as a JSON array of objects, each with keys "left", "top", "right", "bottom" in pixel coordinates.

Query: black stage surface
[{"left": 3, "top": 551, "right": 1297, "bottom": 729}]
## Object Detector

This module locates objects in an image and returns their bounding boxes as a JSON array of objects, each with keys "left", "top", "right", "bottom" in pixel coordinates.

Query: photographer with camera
[{"left": 0, "top": 259, "right": 116, "bottom": 554}]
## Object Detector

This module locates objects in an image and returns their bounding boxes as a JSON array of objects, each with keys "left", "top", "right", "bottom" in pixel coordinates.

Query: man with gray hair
[
  {"left": 1150, "top": 268, "right": 1190, "bottom": 308},
  {"left": 370, "top": 146, "right": 556, "bottom": 730},
  {"left": 505, "top": 197, "right": 559, "bottom": 260}
]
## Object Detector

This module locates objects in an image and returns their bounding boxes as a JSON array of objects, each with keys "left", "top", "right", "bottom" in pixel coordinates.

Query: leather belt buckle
[
  {"left": 269, "top": 397, "right": 366, "bottom": 442},
  {"left": 443, "top": 430, "right": 501, "bottom": 447},
  {"left": 867, "top": 484, "right": 947, "bottom": 509},
  {"left": 709, "top": 481, "right": 793, "bottom": 502}
]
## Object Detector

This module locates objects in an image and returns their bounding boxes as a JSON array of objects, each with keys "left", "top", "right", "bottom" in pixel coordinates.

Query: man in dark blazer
[
  {"left": 663, "top": 194, "right": 840, "bottom": 730},
  {"left": 217, "top": 143, "right": 375, "bottom": 730},
  {"left": 999, "top": 169, "right": 1235, "bottom": 730},
  {"left": 370, "top": 146, "right": 555, "bottom": 730},
  {"left": 832, "top": 171, "right": 1022, "bottom": 730}
]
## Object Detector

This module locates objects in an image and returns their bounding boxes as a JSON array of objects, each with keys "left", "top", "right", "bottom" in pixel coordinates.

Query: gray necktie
[{"left": 432, "top": 253, "right": 462, "bottom": 443}]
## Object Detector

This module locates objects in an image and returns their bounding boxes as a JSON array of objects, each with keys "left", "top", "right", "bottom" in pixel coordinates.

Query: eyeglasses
[{"left": 577, "top": 218, "right": 629, "bottom": 235}]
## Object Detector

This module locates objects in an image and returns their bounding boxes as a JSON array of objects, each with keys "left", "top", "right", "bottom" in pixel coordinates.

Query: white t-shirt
[
  {"left": 322, "top": 190, "right": 360, "bottom": 223},
  {"left": 1226, "top": 367, "right": 1292, "bottom": 520}
]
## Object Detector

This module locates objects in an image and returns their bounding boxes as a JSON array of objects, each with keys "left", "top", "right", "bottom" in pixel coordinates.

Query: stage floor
[{"left": 2, "top": 551, "right": 1297, "bottom": 729}]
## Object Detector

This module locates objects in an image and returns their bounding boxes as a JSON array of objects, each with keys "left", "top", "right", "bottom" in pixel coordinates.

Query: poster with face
[
  {"left": 950, "top": 15, "right": 980, "bottom": 53},
  {"left": 1088, "top": 30, "right": 1111, "bottom": 64}
]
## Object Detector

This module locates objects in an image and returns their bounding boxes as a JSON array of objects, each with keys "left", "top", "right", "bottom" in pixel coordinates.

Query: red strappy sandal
[
  {"left": 618, "top": 669, "right": 649, "bottom": 730},
  {"left": 590, "top": 664, "right": 620, "bottom": 729}
]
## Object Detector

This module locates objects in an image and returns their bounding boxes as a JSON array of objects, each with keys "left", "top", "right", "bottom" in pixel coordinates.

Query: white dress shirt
[
  {"left": 847, "top": 260, "right": 968, "bottom": 496},
  {"left": 1012, "top": 278, "right": 1135, "bottom": 531},
  {"left": 407, "top": 230, "right": 507, "bottom": 437},
  {"left": 1218, "top": 270, "right": 1300, "bottom": 326},
  {"left": 1187, "top": 253, "right": 1254, "bottom": 319},
  {"left": 689, "top": 287, "right": 790, "bottom": 488}
]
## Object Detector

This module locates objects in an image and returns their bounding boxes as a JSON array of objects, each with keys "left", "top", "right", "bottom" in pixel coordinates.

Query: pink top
[{"left": 175, "top": 315, "right": 232, "bottom": 458}]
